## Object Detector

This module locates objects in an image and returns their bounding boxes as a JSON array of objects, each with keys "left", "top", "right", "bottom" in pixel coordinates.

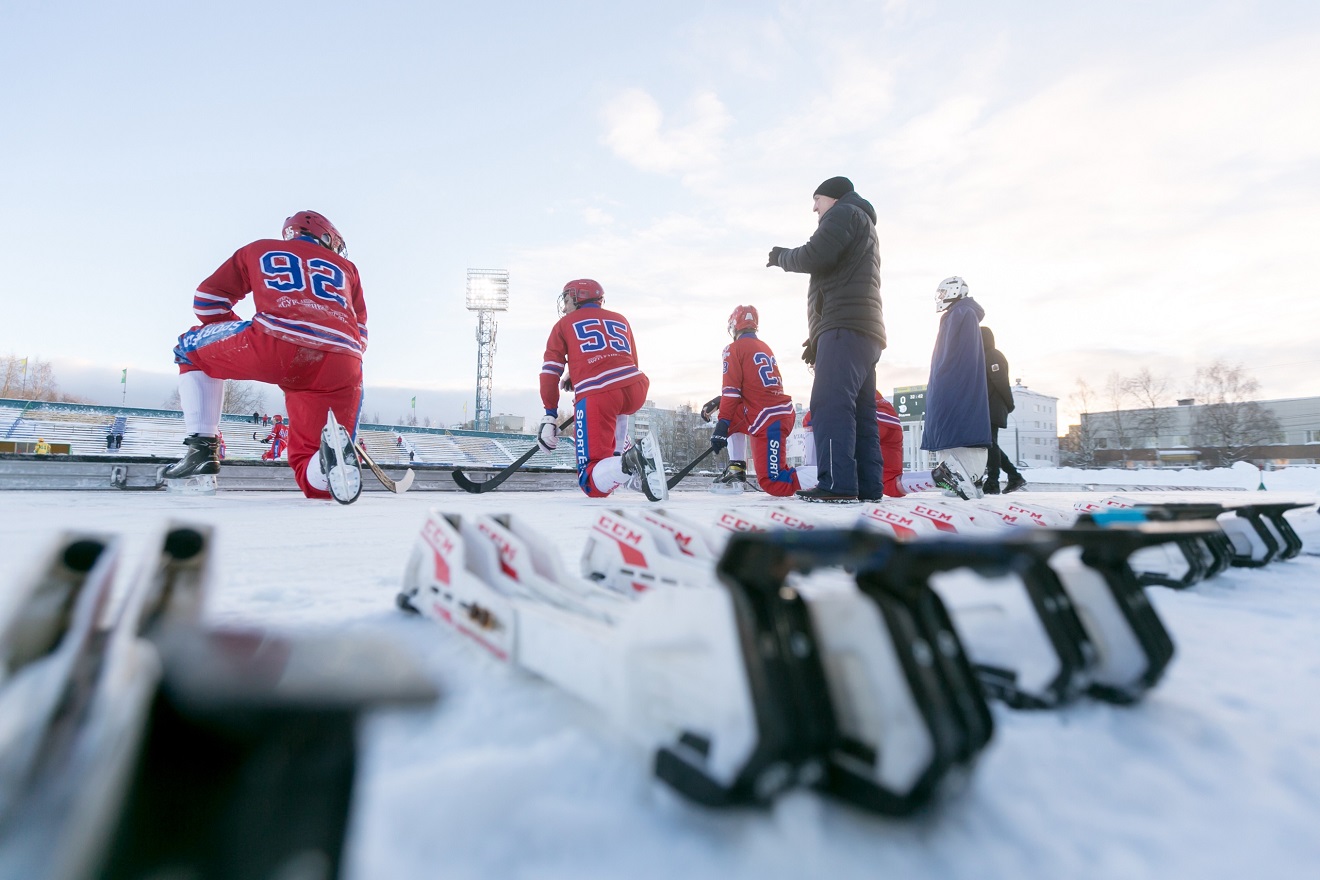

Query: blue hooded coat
[{"left": 921, "top": 296, "right": 992, "bottom": 451}]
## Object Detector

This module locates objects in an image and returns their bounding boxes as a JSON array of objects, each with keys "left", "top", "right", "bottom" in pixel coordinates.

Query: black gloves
[
  {"left": 766, "top": 246, "right": 786, "bottom": 268},
  {"left": 801, "top": 337, "right": 817, "bottom": 366},
  {"left": 710, "top": 418, "right": 731, "bottom": 453},
  {"left": 699, "top": 396, "right": 720, "bottom": 423}
]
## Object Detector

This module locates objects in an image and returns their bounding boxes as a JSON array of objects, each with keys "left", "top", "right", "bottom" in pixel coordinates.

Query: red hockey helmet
[
  {"left": 274, "top": 414, "right": 283, "bottom": 422},
  {"left": 728, "top": 304, "right": 759, "bottom": 338},
  {"left": 283, "top": 210, "right": 347, "bottom": 256},
  {"left": 558, "top": 279, "right": 604, "bottom": 316}
]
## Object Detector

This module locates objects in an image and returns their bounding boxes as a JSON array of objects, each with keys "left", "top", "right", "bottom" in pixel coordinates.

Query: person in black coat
[
  {"left": 767, "top": 176, "right": 886, "bottom": 502},
  {"left": 981, "top": 326, "right": 1025, "bottom": 493}
]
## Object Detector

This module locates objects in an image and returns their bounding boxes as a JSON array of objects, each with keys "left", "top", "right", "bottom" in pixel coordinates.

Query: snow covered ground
[{"left": 1, "top": 480, "right": 1318, "bottom": 880}]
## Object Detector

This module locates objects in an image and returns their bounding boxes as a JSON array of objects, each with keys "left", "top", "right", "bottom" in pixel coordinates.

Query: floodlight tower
[{"left": 465, "top": 269, "right": 509, "bottom": 432}]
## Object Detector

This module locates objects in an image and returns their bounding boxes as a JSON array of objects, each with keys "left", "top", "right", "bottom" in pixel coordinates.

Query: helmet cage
[
  {"left": 935, "top": 276, "right": 968, "bottom": 313},
  {"left": 283, "top": 211, "right": 347, "bottom": 257},
  {"left": 727, "top": 304, "right": 759, "bottom": 338},
  {"left": 557, "top": 279, "right": 604, "bottom": 316}
]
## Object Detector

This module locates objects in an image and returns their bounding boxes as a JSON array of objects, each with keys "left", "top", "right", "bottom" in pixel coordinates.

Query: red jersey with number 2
[
  {"left": 719, "top": 335, "right": 795, "bottom": 435},
  {"left": 539, "top": 304, "right": 644, "bottom": 409}
]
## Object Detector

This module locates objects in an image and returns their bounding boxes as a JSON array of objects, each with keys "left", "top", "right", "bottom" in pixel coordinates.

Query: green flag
[
  {"left": 411, "top": 396, "right": 416, "bottom": 407},
  {"left": 121, "top": 368, "right": 127, "bottom": 384}
]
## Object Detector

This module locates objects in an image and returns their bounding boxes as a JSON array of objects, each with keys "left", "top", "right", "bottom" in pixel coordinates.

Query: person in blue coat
[{"left": 920, "top": 276, "right": 992, "bottom": 499}]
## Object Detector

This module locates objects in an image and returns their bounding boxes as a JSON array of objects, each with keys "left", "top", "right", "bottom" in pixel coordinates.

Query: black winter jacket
[
  {"left": 981, "top": 326, "right": 1015, "bottom": 430},
  {"left": 777, "top": 192, "right": 886, "bottom": 349}
]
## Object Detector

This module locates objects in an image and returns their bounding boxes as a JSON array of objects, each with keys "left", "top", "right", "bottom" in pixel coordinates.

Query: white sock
[
  {"left": 899, "top": 471, "right": 938, "bottom": 495},
  {"left": 796, "top": 465, "right": 818, "bottom": 490},
  {"left": 613, "top": 415, "right": 629, "bottom": 453},
  {"left": 180, "top": 372, "right": 224, "bottom": 436},
  {"left": 591, "top": 455, "right": 628, "bottom": 494},
  {"left": 728, "top": 432, "right": 748, "bottom": 461},
  {"left": 306, "top": 451, "right": 329, "bottom": 491}
]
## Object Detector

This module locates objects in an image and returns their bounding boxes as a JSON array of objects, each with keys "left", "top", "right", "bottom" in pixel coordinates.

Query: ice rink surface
[{"left": 1, "top": 485, "right": 1318, "bottom": 880}]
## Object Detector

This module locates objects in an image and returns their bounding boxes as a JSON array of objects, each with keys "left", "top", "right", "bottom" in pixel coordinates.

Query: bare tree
[
  {"left": 1126, "top": 367, "right": 1174, "bottom": 448},
  {"left": 1061, "top": 378, "right": 1100, "bottom": 467},
  {"left": 1189, "top": 360, "right": 1283, "bottom": 464},
  {"left": 0, "top": 354, "right": 89, "bottom": 403},
  {"left": 1103, "top": 372, "right": 1135, "bottom": 464}
]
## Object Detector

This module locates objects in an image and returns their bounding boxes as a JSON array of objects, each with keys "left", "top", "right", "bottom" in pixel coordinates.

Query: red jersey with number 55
[
  {"left": 719, "top": 334, "right": 795, "bottom": 435},
  {"left": 540, "top": 303, "right": 644, "bottom": 409},
  {"left": 193, "top": 238, "right": 368, "bottom": 358}
]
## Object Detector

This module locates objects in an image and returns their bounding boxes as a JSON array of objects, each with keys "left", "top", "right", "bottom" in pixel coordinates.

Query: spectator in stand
[
  {"left": 107, "top": 433, "right": 116, "bottom": 451},
  {"left": 767, "top": 175, "right": 886, "bottom": 502},
  {"left": 981, "top": 326, "right": 1026, "bottom": 494},
  {"left": 252, "top": 411, "right": 260, "bottom": 424},
  {"left": 35, "top": 438, "right": 51, "bottom": 455}
]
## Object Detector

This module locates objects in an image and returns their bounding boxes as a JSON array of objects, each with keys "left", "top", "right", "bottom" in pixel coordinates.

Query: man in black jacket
[
  {"left": 981, "top": 326, "right": 1025, "bottom": 493},
  {"left": 768, "top": 176, "right": 886, "bottom": 502}
]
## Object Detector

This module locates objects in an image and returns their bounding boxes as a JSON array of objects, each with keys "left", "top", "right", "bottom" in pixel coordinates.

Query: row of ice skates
[{"left": 393, "top": 494, "right": 1313, "bottom": 813}]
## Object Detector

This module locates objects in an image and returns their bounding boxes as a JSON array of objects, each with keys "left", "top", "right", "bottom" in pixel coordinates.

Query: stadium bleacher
[{"left": 0, "top": 399, "right": 576, "bottom": 470}]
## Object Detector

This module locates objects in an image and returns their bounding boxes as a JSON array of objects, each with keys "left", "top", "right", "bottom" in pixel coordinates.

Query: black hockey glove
[
  {"left": 699, "top": 396, "right": 720, "bottom": 423},
  {"left": 801, "top": 337, "right": 817, "bottom": 366},
  {"left": 710, "top": 419, "right": 731, "bottom": 453},
  {"left": 767, "top": 246, "right": 786, "bottom": 268}
]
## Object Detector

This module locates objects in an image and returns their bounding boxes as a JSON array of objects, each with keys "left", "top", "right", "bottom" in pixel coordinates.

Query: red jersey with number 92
[
  {"left": 539, "top": 303, "right": 643, "bottom": 409},
  {"left": 194, "top": 238, "right": 368, "bottom": 358}
]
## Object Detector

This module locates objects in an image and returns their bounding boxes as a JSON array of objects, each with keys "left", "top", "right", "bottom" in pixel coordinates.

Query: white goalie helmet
[{"left": 935, "top": 276, "right": 968, "bottom": 313}]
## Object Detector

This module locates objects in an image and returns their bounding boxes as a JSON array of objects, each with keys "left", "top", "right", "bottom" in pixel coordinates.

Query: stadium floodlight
[
  {"left": 466, "top": 269, "right": 510, "bottom": 312},
  {"left": 466, "top": 269, "right": 510, "bottom": 432}
]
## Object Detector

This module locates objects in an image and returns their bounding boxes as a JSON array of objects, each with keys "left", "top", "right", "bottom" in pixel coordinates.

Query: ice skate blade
[
  {"left": 709, "top": 482, "right": 745, "bottom": 496},
  {"left": 327, "top": 463, "right": 362, "bottom": 505},
  {"left": 164, "top": 474, "right": 217, "bottom": 495},
  {"left": 639, "top": 432, "right": 669, "bottom": 502}
]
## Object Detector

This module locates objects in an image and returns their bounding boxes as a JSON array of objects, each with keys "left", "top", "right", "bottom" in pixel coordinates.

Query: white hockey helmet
[{"left": 935, "top": 276, "right": 968, "bottom": 313}]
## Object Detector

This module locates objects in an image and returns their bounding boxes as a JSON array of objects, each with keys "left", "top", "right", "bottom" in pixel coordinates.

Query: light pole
[{"left": 466, "top": 269, "right": 509, "bottom": 433}]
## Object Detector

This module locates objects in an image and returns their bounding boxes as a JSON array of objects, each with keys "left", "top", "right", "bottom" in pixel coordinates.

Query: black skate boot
[
  {"left": 931, "top": 460, "right": 982, "bottom": 501},
  {"left": 710, "top": 460, "right": 748, "bottom": 496},
  {"left": 621, "top": 434, "right": 667, "bottom": 502},
  {"left": 163, "top": 434, "right": 220, "bottom": 494}
]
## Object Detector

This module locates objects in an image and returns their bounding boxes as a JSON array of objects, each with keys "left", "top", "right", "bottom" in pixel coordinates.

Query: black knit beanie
[{"left": 813, "top": 176, "right": 854, "bottom": 199}]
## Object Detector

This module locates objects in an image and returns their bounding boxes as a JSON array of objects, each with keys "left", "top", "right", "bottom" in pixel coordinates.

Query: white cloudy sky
[{"left": 3, "top": 0, "right": 1318, "bottom": 428}]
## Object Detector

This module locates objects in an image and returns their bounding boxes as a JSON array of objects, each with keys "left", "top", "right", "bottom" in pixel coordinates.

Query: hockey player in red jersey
[
  {"left": 873, "top": 392, "right": 907, "bottom": 498},
  {"left": 260, "top": 415, "right": 290, "bottom": 461},
  {"left": 165, "top": 211, "right": 366, "bottom": 502},
  {"left": 706, "top": 305, "right": 814, "bottom": 497},
  {"left": 537, "top": 279, "right": 665, "bottom": 500},
  {"left": 800, "top": 393, "right": 906, "bottom": 500}
]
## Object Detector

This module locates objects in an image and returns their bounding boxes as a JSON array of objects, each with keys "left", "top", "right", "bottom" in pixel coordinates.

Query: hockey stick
[
  {"left": 666, "top": 446, "right": 716, "bottom": 490},
  {"left": 357, "top": 440, "right": 415, "bottom": 494},
  {"left": 452, "top": 414, "right": 575, "bottom": 494}
]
